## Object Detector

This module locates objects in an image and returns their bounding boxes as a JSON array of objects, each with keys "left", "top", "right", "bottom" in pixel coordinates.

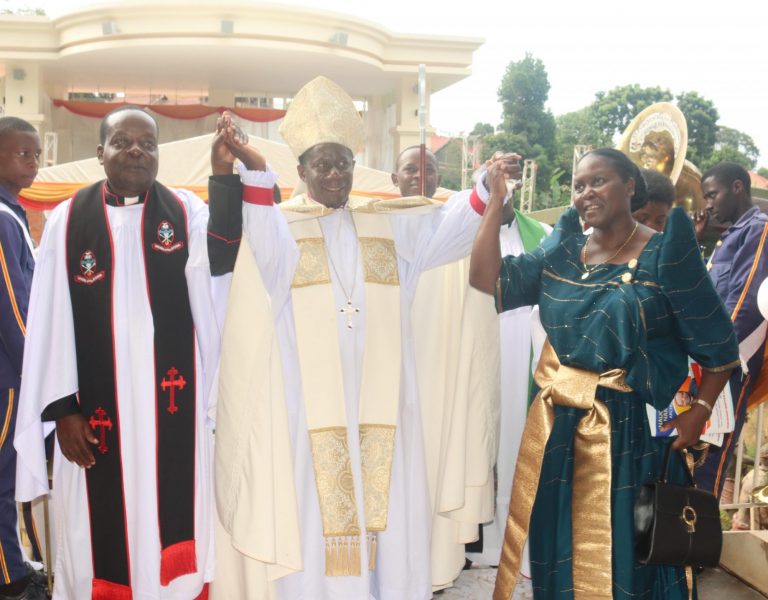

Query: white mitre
[{"left": 279, "top": 76, "right": 365, "bottom": 159}]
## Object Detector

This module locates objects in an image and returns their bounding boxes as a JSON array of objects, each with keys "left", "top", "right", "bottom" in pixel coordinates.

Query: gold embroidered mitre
[{"left": 279, "top": 76, "right": 365, "bottom": 159}]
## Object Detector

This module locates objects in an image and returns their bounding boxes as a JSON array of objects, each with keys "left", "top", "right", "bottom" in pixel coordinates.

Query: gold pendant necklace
[{"left": 581, "top": 221, "right": 638, "bottom": 280}]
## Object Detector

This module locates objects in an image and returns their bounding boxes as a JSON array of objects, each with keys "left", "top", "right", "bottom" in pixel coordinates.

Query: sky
[{"left": 13, "top": 0, "right": 768, "bottom": 166}]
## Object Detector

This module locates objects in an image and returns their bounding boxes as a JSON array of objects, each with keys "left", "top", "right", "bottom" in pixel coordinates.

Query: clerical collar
[{"left": 103, "top": 182, "right": 148, "bottom": 207}]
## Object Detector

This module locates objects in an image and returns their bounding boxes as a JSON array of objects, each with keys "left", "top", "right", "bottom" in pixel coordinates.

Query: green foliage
[
  {"left": 758, "top": 168, "right": 768, "bottom": 179},
  {"left": 470, "top": 122, "right": 494, "bottom": 136},
  {"left": 720, "top": 509, "right": 732, "bottom": 531},
  {"left": 703, "top": 147, "right": 754, "bottom": 171},
  {"left": 676, "top": 91, "right": 719, "bottom": 166},
  {"left": 554, "top": 106, "right": 613, "bottom": 178},
  {"left": 534, "top": 168, "right": 571, "bottom": 210},
  {"left": 487, "top": 54, "right": 558, "bottom": 197},
  {"left": 470, "top": 59, "right": 764, "bottom": 208},
  {"left": 700, "top": 126, "right": 759, "bottom": 171},
  {"left": 497, "top": 54, "right": 553, "bottom": 144},
  {"left": 549, "top": 168, "right": 566, "bottom": 198},
  {"left": 592, "top": 84, "right": 673, "bottom": 137},
  {"left": 481, "top": 131, "right": 555, "bottom": 190}
]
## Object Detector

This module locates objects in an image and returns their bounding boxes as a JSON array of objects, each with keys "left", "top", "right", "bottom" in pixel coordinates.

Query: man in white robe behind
[
  {"left": 392, "top": 146, "right": 502, "bottom": 592},
  {"left": 466, "top": 200, "right": 551, "bottom": 577},
  {"left": 14, "top": 107, "right": 219, "bottom": 600},
  {"left": 210, "top": 77, "right": 518, "bottom": 600}
]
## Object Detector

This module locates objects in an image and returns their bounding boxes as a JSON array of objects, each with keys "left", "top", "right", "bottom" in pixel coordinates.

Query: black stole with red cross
[{"left": 65, "top": 180, "right": 197, "bottom": 599}]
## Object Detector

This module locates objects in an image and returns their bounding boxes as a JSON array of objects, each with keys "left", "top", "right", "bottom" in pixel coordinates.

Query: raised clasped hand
[
  {"left": 485, "top": 152, "right": 522, "bottom": 204},
  {"left": 211, "top": 111, "right": 267, "bottom": 174}
]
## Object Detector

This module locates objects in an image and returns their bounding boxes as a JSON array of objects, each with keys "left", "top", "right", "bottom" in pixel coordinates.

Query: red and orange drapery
[
  {"left": 52, "top": 100, "right": 286, "bottom": 123},
  {"left": 19, "top": 184, "right": 414, "bottom": 211}
]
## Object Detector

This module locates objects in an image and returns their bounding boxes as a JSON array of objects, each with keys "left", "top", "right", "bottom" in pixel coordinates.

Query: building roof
[
  {"left": 750, "top": 171, "right": 768, "bottom": 189},
  {"left": 0, "top": 1, "right": 482, "bottom": 100}
]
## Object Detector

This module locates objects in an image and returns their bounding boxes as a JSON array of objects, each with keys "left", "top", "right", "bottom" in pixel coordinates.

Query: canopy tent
[{"left": 20, "top": 133, "right": 454, "bottom": 210}]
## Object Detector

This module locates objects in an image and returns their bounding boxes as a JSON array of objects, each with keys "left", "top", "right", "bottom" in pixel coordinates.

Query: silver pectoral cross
[{"left": 340, "top": 300, "right": 360, "bottom": 329}]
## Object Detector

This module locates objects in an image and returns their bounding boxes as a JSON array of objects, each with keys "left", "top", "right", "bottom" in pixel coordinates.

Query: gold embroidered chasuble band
[
  {"left": 287, "top": 205, "right": 401, "bottom": 577},
  {"left": 493, "top": 340, "right": 633, "bottom": 600}
]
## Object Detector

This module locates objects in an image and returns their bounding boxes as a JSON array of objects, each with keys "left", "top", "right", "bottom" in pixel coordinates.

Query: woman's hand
[
  {"left": 484, "top": 152, "right": 522, "bottom": 206},
  {"left": 661, "top": 404, "right": 711, "bottom": 451},
  {"left": 469, "top": 151, "right": 521, "bottom": 296}
]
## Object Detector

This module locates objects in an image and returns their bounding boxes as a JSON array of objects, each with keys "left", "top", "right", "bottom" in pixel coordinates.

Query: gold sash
[
  {"left": 288, "top": 208, "right": 401, "bottom": 576},
  {"left": 494, "top": 340, "right": 632, "bottom": 600}
]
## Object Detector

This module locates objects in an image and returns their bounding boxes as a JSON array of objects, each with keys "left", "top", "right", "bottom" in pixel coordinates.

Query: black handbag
[{"left": 634, "top": 444, "right": 722, "bottom": 567}]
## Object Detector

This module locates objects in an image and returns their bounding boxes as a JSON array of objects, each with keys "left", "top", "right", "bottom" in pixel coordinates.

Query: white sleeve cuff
[
  {"left": 236, "top": 162, "right": 279, "bottom": 188},
  {"left": 474, "top": 170, "right": 512, "bottom": 204},
  {"left": 474, "top": 172, "right": 490, "bottom": 203}
]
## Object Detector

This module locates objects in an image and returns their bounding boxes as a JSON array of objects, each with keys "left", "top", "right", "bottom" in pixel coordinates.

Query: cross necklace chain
[
  {"left": 326, "top": 211, "right": 360, "bottom": 328},
  {"left": 581, "top": 220, "right": 638, "bottom": 280}
]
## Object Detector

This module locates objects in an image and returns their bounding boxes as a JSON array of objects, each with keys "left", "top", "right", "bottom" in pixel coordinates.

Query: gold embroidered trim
[
  {"left": 543, "top": 269, "right": 620, "bottom": 288},
  {"left": 308, "top": 427, "right": 360, "bottom": 538},
  {"left": 701, "top": 359, "right": 741, "bottom": 373},
  {"left": 359, "top": 424, "right": 397, "bottom": 532},
  {"left": 359, "top": 237, "right": 399, "bottom": 286},
  {"left": 292, "top": 238, "right": 331, "bottom": 288}
]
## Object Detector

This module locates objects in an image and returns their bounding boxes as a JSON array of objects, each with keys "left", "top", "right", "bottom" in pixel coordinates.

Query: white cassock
[
  {"left": 466, "top": 218, "right": 551, "bottom": 574},
  {"left": 213, "top": 171, "right": 498, "bottom": 600},
  {"left": 14, "top": 189, "right": 219, "bottom": 600}
]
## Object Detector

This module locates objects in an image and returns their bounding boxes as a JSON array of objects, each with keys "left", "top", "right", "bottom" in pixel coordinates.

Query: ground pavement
[{"left": 438, "top": 566, "right": 768, "bottom": 599}]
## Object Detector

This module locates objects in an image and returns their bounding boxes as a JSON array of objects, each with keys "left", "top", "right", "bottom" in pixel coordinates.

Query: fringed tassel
[
  {"left": 367, "top": 531, "right": 378, "bottom": 571},
  {"left": 160, "top": 540, "right": 197, "bottom": 586},
  {"left": 92, "top": 578, "right": 132, "bottom": 600},
  {"left": 325, "top": 536, "right": 362, "bottom": 577}
]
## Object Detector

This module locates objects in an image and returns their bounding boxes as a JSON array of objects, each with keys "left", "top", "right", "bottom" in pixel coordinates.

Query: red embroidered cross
[
  {"left": 161, "top": 367, "right": 187, "bottom": 414},
  {"left": 89, "top": 407, "right": 113, "bottom": 454}
]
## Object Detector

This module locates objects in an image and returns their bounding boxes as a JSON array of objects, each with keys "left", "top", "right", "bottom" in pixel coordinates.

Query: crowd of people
[{"left": 0, "top": 74, "right": 766, "bottom": 600}]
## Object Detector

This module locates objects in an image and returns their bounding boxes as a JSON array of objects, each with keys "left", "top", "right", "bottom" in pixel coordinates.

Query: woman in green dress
[{"left": 470, "top": 148, "right": 739, "bottom": 600}]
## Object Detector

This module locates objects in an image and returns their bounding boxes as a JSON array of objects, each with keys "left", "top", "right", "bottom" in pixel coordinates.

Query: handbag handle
[{"left": 659, "top": 442, "right": 696, "bottom": 486}]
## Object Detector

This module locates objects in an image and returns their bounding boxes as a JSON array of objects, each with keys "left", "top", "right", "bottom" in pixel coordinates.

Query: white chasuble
[
  {"left": 213, "top": 182, "right": 498, "bottom": 600},
  {"left": 14, "top": 190, "right": 218, "bottom": 600}
]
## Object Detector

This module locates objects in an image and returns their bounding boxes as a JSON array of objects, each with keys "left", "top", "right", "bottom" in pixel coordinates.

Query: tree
[
  {"left": 483, "top": 133, "right": 554, "bottom": 188},
  {"left": 470, "top": 122, "right": 494, "bottom": 137},
  {"left": 675, "top": 91, "right": 719, "bottom": 166},
  {"left": 758, "top": 167, "right": 768, "bottom": 179},
  {"left": 701, "top": 126, "right": 760, "bottom": 171},
  {"left": 490, "top": 54, "right": 557, "bottom": 196},
  {"left": 554, "top": 106, "right": 613, "bottom": 177},
  {"left": 591, "top": 84, "right": 673, "bottom": 138},
  {"left": 497, "top": 54, "right": 557, "bottom": 160}
]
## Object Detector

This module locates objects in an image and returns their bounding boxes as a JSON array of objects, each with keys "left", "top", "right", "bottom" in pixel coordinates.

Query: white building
[{"left": 0, "top": 0, "right": 483, "bottom": 171}]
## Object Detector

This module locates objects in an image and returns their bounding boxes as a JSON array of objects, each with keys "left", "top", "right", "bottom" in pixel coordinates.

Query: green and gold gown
[{"left": 497, "top": 207, "right": 739, "bottom": 600}]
